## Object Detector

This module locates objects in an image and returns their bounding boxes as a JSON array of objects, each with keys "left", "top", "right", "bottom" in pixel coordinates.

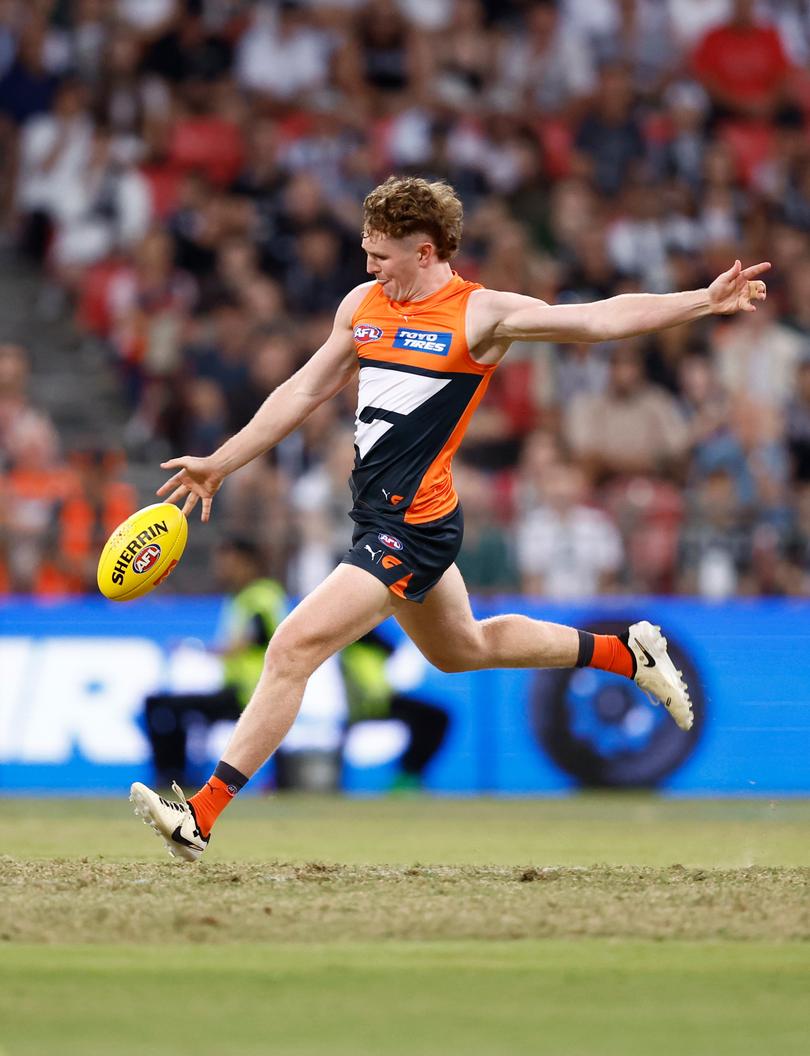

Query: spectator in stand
[
  {"left": 93, "top": 23, "right": 160, "bottom": 160},
  {"left": 166, "top": 80, "right": 245, "bottom": 191},
  {"left": 605, "top": 174, "right": 673, "bottom": 292},
  {"left": 50, "top": 121, "right": 152, "bottom": 290},
  {"left": 109, "top": 227, "right": 196, "bottom": 451},
  {"left": 554, "top": 340, "right": 611, "bottom": 408},
  {"left": 500, "top": 129, "right": 553, "bottom": 253},
  {"left": 64, "top": 0, "right": 110, "bottom": 86},
  {"left": 337, "top": 0, "right": 431, "bottom": 104},
  {"left": 435, "top": 0, "right": 492, "bottom": 99},
  {"left": 453, "top": 463, "right": 519, "bottom": 595},
  {"left": 226, "top": 330, "right": 299, "bottom": 434},
  {"left": 665, "top": 0, "right": 731, "bottom": 55},
  {"left": 564, "top": 339, "right": 690, "bottom": 485},
  {"left": 775, "top": 483, "right": 810, "bottom": 594},
  {"left": 786, "top": 358, "right": 810, "bottom": 483},
  {"left": 139, "top": 2, "right": 233, "bottom": 85},
  {"left": 573, "top": 62, "right": 646, "bottom": 198},
  {"left": 548, "top": 177, "right": 604, "bottom": 270},
  {"left": 678, "top": 351, "right": 732, "bottom": 469},
  {"left": 728, "top": 396, "right": 791, "bottom": 531},
  {"left": 698, "top": 140, "right": 744, "bottom": 246},
  {"left": 235, "top": 0, "right": 332, "bottom": 104},
  {"left": 781, "top": 154, "right": 810, "bottom": 235},
  {"left": 677, "top": 467, "right": 753, "bottom": 598},
  {"left": 230, "top": 114, "right": 285, "bottom": 204},
  {"left": 51, "top": 446, "right": 137, "bottom": 593},
  {"left": 0, "top": 342, "right": 34, "bottom": 462},
  {"left": 209, "top": 234, "right": 263, "bottom": 305},
  {"left": 0, "top": 15, "right": 62, "bottom": 130},
  {"left": 650, "top": 80, "right": 711, "bottom": 191},
  {"left": 495, "top": 0, "right": 596, "bottom": 118},
  {"left": 14, "top": 76, "right": 93, "bottom": 264},
  {"left": 258, "top": 171, "right": 345, "bottom": 281},
  {"left": 580, "top": 0, "right": 678, "bottom": 98},
  {"left": 178, "top": 375, "right": 230, "bottom": 456},
  {"left": 0, "top": 412, "right": 70, "bottom": 593},
  {"left": 511, "top": 428, "right": 565, "bottom": 517},
  {"left": 288, "top": 423, "right": 356, "bottom": 595},
  {"left": 516, "top": 459, "right": 624, "bottom": 598},
  {"left": 559, "top": 225, "right": 623, "bottom": 303},
  {"left": 691, "top": 0, "right": 797, "bottom": 125},
  {"left": 281, "top": 91, "right": 366, "bottom": 204},
  {"left": 710, "top": 295, "right": 803, "bottom": 408},
  {"left": 284, "top": 224, "right": 349, "bottom": 315},
  {"left": 782, "top": 254, "right": 810, "bottom": 339},
  {"left": 167, "top": 170, "right": 223, "bottom": 282},
  {"left": 180, "top": 297, "right": 253, "bottom": 443}
]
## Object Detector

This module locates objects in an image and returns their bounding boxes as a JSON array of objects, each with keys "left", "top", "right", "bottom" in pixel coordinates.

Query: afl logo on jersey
[
  {"left": 354, "top": 324, "right": 383, "bottom": 345},
  {"left": 133, "top": 543, "right": 162, "bottom": 574},
  {"left": 378, "top": 533, "right": 403, "bottom": 551}
]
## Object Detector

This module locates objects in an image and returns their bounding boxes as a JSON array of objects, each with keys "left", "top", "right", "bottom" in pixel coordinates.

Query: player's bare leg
[
  {"left": 392, "top": 564, "right": 692, "bottom": 730},
  {"left": 131, "top": 564, "right": 395, "bottom": 859},
  {"left": 392, "top": 564, "right": 579, "bottom": 669},
  {"left": 221, "top": 563, "right": 394, "bottom": 775}
]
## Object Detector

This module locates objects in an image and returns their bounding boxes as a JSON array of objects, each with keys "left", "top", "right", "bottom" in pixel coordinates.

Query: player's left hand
[{"left": 708, "top": 259, "right": 770, "bottom": 315}]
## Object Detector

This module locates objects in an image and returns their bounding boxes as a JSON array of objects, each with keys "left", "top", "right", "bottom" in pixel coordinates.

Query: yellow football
[{"left": 97, "top": 502, "right": 188, "bottom": 601}]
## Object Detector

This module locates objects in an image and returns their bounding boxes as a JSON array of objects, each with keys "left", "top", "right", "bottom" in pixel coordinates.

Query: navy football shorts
[{"left": 341, "top": 504, "right": 464, "bottom": 603}]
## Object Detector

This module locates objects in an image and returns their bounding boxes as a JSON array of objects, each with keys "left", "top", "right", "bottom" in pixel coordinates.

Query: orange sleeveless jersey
[{"left": 349, "top": 273, "right": 496, "bottom": 525}]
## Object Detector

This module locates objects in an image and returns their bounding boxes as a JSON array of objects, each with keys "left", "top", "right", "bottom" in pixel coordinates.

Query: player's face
[{"left": 362, "top": 231, "right": 428, "bottom": 300}]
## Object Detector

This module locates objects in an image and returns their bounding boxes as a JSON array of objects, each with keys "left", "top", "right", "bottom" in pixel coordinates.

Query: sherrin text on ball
[{"left": 97, "top": 502, "right": 188, "bottom": 601}]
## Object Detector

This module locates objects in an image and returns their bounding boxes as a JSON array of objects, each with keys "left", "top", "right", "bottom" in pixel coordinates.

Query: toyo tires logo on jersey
[
  {"left": 354, "top": 324, "right": 383, "bottom": 344},
  {"left": 393, "top": 328, "right": 452, "bottom": 355},
  {"left": 378, "top": 533, "right": 403, "bottom": 550},
  {"left": 132, "top": 543, "right": 162, "bottom": 574}
]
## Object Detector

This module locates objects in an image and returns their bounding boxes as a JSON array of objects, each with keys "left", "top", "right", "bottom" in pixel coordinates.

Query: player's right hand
[
  {"left": 708, "top": 259, "right": 770, "bottom": 314},
  {"left": 157, "top": 455, "right": 223, "bottom": 522}
]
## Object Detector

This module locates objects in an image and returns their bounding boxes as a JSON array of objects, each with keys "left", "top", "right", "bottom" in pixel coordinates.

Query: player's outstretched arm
[
  {"left": 157, "top": 285, "right": 368, "bottom": 521},
  {"left": 479, "top": 260, "right": 770, "bottom": 346}
]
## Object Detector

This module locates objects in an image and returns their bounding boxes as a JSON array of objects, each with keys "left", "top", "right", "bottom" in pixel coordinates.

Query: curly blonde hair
[{"left": 363, "top": 176, "right": 463, "bottom": 261}]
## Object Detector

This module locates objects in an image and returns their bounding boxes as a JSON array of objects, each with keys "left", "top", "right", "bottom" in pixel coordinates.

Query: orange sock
[
  {"left": 588, "top": 633, "right": 635, "bottom": 679},
  {"left": 188, "top": 776, "right": 237, "bottom": 838}
]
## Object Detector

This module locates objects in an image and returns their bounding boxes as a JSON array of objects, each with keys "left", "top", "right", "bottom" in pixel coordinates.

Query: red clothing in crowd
[{"left": 692, "top": 21, "right": 791, "bottom": 112}]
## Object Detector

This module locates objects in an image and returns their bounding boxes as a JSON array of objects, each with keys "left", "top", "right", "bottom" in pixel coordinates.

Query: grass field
[{"left": 1, "top": 794, "right": 808, "bottom": 1055}]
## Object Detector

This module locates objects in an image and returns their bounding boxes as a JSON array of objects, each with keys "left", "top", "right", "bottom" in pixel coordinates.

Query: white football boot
[
  {"left": 628, "top": 620, "right": 694, "bottom": 731},
  {"left": 130, "top": 781, "right": 209, "bottom": 862}
]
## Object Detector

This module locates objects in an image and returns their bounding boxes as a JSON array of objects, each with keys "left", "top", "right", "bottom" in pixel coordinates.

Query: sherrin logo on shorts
[
  {"left": 354, "top": 323, "right": 383, "bottom": 344},
  {"left": 132, "top": 543, "right": 162, "bottom": 574},
  {"left": 378, "top": 533, "right": 403, "bottom": 550},
  {"left": 393, "top": 328, "right": 452, "bottom": 355}
]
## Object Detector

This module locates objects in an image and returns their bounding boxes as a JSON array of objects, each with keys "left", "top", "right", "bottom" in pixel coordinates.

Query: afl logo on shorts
[
  {"left": 354, "top": 324, "right": 383, "bottom": 345},
  {"left": 132, "top": 543, "right": 162, "bottom": 574},
  {"left": 378, "top": 533, "right": 403, "bottom": 550}
]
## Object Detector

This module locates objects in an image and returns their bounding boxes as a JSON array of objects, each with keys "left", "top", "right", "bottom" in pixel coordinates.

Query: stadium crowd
[{"left": 2, "top": 0, "right": 810, "bottom": 600}]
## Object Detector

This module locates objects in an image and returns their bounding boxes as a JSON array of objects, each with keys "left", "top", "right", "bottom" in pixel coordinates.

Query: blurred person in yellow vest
[
  {"left": 144, "top": 537, "right": 287, "bottom": 788},
  {"left": 340, "top": 628, "right": 449, "bottom": 793}
]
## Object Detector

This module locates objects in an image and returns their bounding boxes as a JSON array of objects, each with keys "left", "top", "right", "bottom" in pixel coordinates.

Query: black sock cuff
[
  {"left": 617, "top": 629, "right": 638, "bottom": 678},
  {"left": 575, "top": 630, "right": 595, "bottom": 668},
  {"left": 213, "top": 761, "right": 249, "bottom": 793}
]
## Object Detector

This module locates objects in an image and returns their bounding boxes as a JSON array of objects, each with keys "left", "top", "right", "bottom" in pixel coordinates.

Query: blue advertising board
[{"left": 1, "top": 596, "right": 808, "bottom": 794}]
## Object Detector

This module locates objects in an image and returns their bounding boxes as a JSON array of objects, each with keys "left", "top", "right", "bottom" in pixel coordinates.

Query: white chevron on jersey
[{"left": 354, "top": 365, "right": 451, "bottom": 460}]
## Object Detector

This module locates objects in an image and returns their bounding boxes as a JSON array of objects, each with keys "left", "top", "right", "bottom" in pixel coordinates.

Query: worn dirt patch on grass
[{"left": 1, "top": 857, "right": 807, "bottom": 945}]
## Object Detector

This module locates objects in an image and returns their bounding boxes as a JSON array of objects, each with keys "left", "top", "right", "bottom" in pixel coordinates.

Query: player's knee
[
  {"left": 263, "top": 623, "right": 321, "bottom": 681},
  {"left": 426, "top": 628, "right": 485, "bottom": 673},
  {"left": 431, "top": 654, "right": 468, "bottom": 674}
]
